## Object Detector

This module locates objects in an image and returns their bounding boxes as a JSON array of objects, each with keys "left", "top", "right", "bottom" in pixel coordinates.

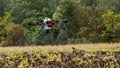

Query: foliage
[
  {"left": 1, "top": 0, "right": 120, "bottom": 46},
  {"left": 101, "top": 10, "right": 120, "bottom": 42},
  {"left": 0, "top": 13, "right": 25, "bottom": 46},
  {"left": 53, "top": 0, "right": 80, "bottom": 44},
  {"left": 0, "top": 47, "right": 119, "bottom": 68}
]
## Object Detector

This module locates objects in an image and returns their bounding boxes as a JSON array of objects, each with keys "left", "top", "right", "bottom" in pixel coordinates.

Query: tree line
[{"left": 0, "top": 0, "right": 120, "bottom": 46}]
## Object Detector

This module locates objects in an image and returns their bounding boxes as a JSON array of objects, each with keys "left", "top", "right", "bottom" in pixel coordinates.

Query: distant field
[
  {"left": 0, "top": 43, "right": 120, "bottom": 68},
  {"left": 0, "top": 43, "right": 120, "bottom": 54}
]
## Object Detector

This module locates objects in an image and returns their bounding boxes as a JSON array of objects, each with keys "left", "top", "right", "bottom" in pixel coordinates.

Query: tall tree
[
  {"left": 0, "top": 13, "right": 25, "bottom": 46},
  {"left": 0, "top": 0, "right": 6, "bottom": 16}
]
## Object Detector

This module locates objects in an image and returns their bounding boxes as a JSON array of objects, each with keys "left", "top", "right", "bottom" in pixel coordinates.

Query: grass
[{"left": 0, "top": 43, "right": 120, "bottom": 54}]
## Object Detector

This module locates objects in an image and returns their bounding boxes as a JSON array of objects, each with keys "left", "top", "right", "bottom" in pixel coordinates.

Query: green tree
[
  {"left": 101, "top": 10, "right": 120, "bottom": 42},
  {"left": 0, "top": 13, "right": 25, "bottom": 46},
  {"left": 0, "top": 0, "right": 6, "bottom": 16},
  {"left": 76, "top": 7, "right": 106, "bottom": 43},
  {"left": 53, "top": 0, "right": 79, "bottom": 39}
]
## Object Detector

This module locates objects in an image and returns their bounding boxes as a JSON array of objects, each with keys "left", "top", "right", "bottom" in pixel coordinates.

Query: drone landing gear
[{"left": 46, "top": 30, "right": 50, "bottom": 33}]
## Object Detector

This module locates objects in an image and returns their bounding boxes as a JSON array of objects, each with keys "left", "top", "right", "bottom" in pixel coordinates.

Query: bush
[{"left": 0, "top": 13, "right": 26, "bottom": 46}]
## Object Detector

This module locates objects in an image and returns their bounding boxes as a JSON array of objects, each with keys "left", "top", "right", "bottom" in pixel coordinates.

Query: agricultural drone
[{"left": 27, "top": 18, "right": 67, "bottom": 33}]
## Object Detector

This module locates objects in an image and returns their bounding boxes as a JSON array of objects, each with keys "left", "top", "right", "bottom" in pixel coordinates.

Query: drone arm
[
  {"left": 36, "top": 20, "right": 43, "bottom": 25},
  {"left": 27, "top": 22, "right": 36, "bottom": 26},
  {"left": 52, "top": 19, "right": 67, "bottom": 24},
  {"left": 27, "top": 20, "right": 43, "bottom": 26},
  {"left": 51, "top": 20, "right": 59, "bottom": 23},
  {"left": 62, "top": 19, "right": 67, "bottom": 23}
]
